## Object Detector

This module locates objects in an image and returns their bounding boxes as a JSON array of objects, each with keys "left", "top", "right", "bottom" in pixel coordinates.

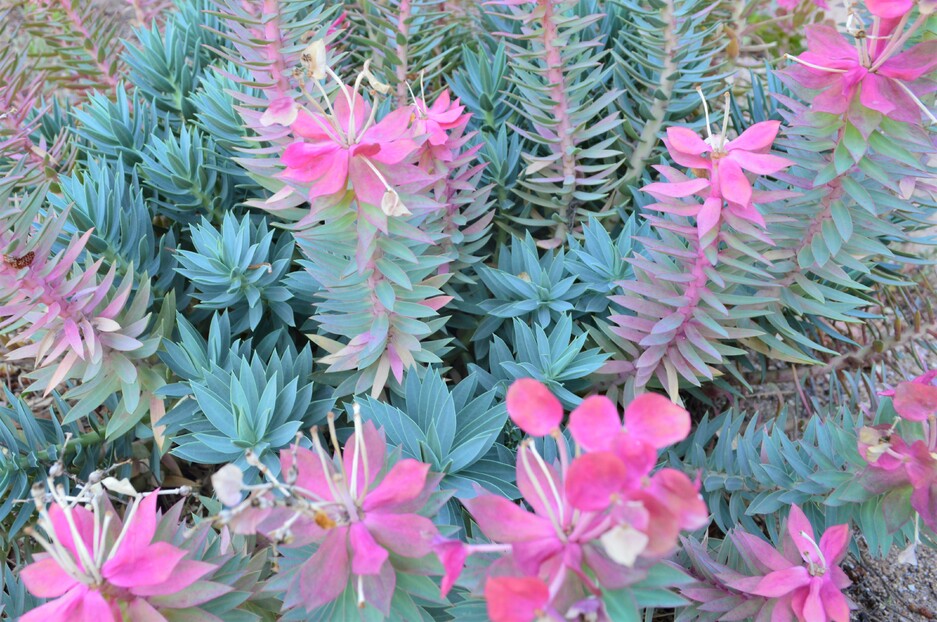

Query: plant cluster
[{"left": 2, "top": 0, "right": 937, "bottom": 620}]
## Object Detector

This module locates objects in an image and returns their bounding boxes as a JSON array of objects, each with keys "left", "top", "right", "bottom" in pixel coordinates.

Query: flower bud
[{"left": 212, "top": 464, "right": 245, "bottom": 507}]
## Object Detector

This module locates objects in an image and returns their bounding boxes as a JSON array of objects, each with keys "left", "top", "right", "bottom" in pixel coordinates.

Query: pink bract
[
  {"left": 786, "top": 24, "right": 937, "bottom": 124},
  {"left": 662, "top": 121, "right": 790, "bottom": 207},
  {"left": 20, "top": 492, "right": 218, "bottom": 622},
  {"left": 277, "top": 91, "right": 428, "bottom": 210},
  {"left": 725, "top": 505, "right": 852, "bottom": 622},
  {"left": 229, "top": 417, "right": 440, "bottom": 615}
]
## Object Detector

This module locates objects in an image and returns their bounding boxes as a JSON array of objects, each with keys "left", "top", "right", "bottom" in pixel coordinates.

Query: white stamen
[
  {"left": 357, "top": 574, "right": 366, "bottom": 608},
  {"left": 354, "top": 404, "right": 370, "bottom": 504},
  {"left": 893, "top": 80, "right": 937, "bottom": 125},
  {"left": 720, "top": 92, "right": 731, "bottom": 150},
  {"left": 784, "top": 54, "right": 848, "bottom": 73},
  {"left": 519, "top": 442, "right": 563, "bottom": 533},
  {"left": 311, "top": 430, "right": 343, "bottom": 502},
  {"left": 696, "top": 87, "right": 714, "bottom": 142},
  {"left": 350, "top": 409, "right": 362, "bottom": 500},
  {"left": 798, "top": 530, "right": 827, "bottom": 575}
]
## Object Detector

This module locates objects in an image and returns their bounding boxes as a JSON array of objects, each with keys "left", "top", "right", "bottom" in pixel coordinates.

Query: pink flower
[
  {"left": 21, "top": 491, "right": 219, "bottom": 622},
  {"left": 278, "top": 90, "right": 428, "bottom": 215},
  {"left": 725, "top": 505, "right": 852, "bottom": 622},
  {"left": 232, "top": 414, "right": 440, "bottom": 614},
  {"left": 462, "top": 442, "right": 628, "bottom": 581},
  {"left": 564, "top": 392, "right": 707, "bottom": 553},
  {"left": 857, "top": 424, "right": 909, "bottom": 470},
  {"left": 879, "top": 370, "right": 937, "bottom": 397},
  {"left": 661, "top": 120, "right": 791, "bottom": 208},
  {"left": 506, "top": 377, "right": 564, "bottom": 436},
  {"left": 858, "top": 380, "right": 937, "bottom": 532},
  {"left": 865, "top": 0, "right": 913, "bottom": 17},
  {"left": 443, "top": 382, "right": 705, "bottom": 619},
  {"left": 786, "top": 24, "right": 937, "bottom": 124},
  {"left": 411, "top": 90, "right": 466, "bottom": 150}
]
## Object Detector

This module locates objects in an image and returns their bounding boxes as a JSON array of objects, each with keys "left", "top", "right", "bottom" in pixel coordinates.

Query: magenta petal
[
  {"left": 565, "top": 452, "right": 627, "bottom": 511},
  {"left": 732, "top": 531, "right": 799, "bottom": 573},
  {"left": 506, "top": 378, "right": 564, "bottom": 437},
  {"left": 130, "top": 560, "right": 216, "bottom": 597},
  {"left": 373, "top": 137, "right": 420, "bottom": 165},
  {"left": 281, "top": 445, "right": 335, "bottom": 502},
  {"left": 305, "top": 151, "right": 350, "bottom": 199},
  {"left": 786, "top": 505, "right": 820, "bottom": 565},
  {"left": 511, "top": 536, "right": 564, "bottom": 576},
  {"left": 642, "top": 178, "right": 711, "bottom": 198},
  {"left": 297, "top": 529, "right": 350, "bottom": 611},
  {"left": 612, "top": 434, "right": 658, "bottom": 485},
  {"left": 433, "top": 538, "right": 467, "bottom": 597},
  {"left": 114, "top": 493, "right": 159, "bottom": 560},
  {"left": 812, "top": 78, "right": 853, "bottom": 115},
  {"left": 865, "top": 0, "right": 913, "bottom": 18},
  {"left": 365, "top": 108, "right": 411, "bottom": 142},
  {"left": 732, "top": 152, "right": 791, "bottom": 176},
  {"left": 911, "top": 479, "right": 937, "bottom": 532},
  {"left": 343, "top": 420, "right": 387, "bottom": 492},
  {"left": 291, "top": 109, "right": 336, "bottom": 140},
  {"left": 103, "top": 541, "right": 186, "bottom": 588},
  {"left": 646, "top": 469, "right": 709, "bottom": 530},
  {"left": 697, "top": 195, "right": 722, "bottom": 238},
  {"left": 727, "top": 120, "right": 781, "bottom": 152},
  {"left": 568, "top": 394, "right": 620, "bottom": 451},
  {"left": 76, "top": 589, "right": 117, "bottom": 622},
  {"left": 819, "top": 524, "right": 850, "bottom": 565},
  {"left": 21, "top": 557, "right": 79, "bottom": 598},
  {"left": 716, "top": 157, "right": 752, "bottom": 207},
  {"left": 365, "top": 512, "right": 437, "bottom": 558},
  {"left": 48, "top": 504, "right": 96, "bottom": 569},
  {"left": 349, "top": 522, "right": 389, "bottom": 575},
  {"left": 332, "top": 91, "right": 369, "bottom": 136},
  {"left": 664, "top": 142, "right": 711, "bottom": 169},
  {"left": 282, "top": 138, "right": 336, "bottom": 166},
  {"left": 485, "top": 576, "right": 550, "bottom": 622},
  {"left": 803, "top": 25, "right": 859, "bottom": 61},
  {"left": 752, "top": 566, "right": 811, "bottom": 597},
  {"left": 282, "top": 141, "right": 342, "bottom": 175},
  {"left": 802, "top": 578, "right": 826, "bottom": 622},
  {"left": 363, "top": 459, "right": 430, "bottom": 512},
  {"left": 893, "top": 381, "right": 937, "bottom": 422},
  {"left": 623, "top": 393, "right": 691, "bottom": 448},
  {"left": 19, "top": 585, "right": 87, "bottom": 622},
  {"left": 879, "top": 41, "right": 937, "bottom": 81},
  {"left": 463, "top": 494, "right": 554, "bottom": 543},
  {"left": 347, "top": 156, "right": 387, "bottom": 205},
  {"left": 666, "top": 127, "right": 710, "bottom": 156},
  {"left": 821, "top": 579, "right": 852, "bottom": 622},
  {"left": 859, "top": 74, "right": 896, "bottom": 117}
]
